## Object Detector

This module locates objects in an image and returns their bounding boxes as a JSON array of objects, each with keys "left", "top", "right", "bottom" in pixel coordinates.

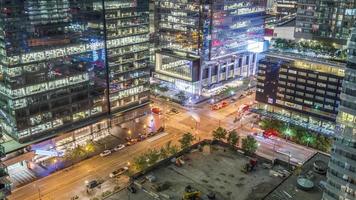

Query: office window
[
  {"left": 307, "top": 80, "right": 316, "bottom": 84},
  {"left": 305, "top": 93, "right": 313, "bottom": 98},
  {"left": 298, "top": 78, "right": 306, "bottom": 83}
]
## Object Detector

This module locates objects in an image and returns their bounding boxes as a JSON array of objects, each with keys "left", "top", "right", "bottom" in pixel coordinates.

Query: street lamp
[
  {"left": 53, "top": 158, "right": 58, "bottom": 171},
  {"left": 128, "top": 129, "right": 132, "bottom": 138}
]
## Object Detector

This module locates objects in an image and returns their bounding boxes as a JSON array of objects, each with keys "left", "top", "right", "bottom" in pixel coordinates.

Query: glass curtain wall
[
  {"left": 210, "top": 0, "right": 266, "bottom": 59},
  {"left": 0, "top": 0, "right": 150, "bottom": 143}
]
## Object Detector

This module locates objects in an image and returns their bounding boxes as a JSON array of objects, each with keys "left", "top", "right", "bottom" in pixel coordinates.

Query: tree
[
  {"left": 146, "top": 149, "right": 160, "bottom": 166},
  {"left": 179, "top": 132, "right": 195, "bottom": 149},
  {"left": 169, "top": 144, "right": 179, "bottom": 155},
  {"left": 212, "top": 127, "right": 227, "bottom": 141},
  {"left": 227, "top": 130, "right": 239, "bottom": 146},
  {"left": 133, "top": 154, "right": 148, "bottom": 171},
  {"left": 241, "top": 136, "right": 258, "bottom": 155},
  {"left": 160, "top": 141, "right": 179, "bottom": 159},
  {"left": 84, "top": 140, "right": 96, "bottom": 154}
]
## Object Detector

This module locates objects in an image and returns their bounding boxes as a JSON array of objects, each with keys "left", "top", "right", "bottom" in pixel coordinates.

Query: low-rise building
[{"left": 255, "top": 51, "right": 345, "bottom": 135}]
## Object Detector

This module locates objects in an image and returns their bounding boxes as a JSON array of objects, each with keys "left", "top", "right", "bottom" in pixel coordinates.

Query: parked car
[
  {"left": 109, "top": 167, "right": 128, "bottom": 178},
  {"left": 157, "top": 127, "right": 165, "bottom": 133},
  {"left": 137, "top": 134, "right": 146, "bottom": 141},
  {"left": 127, "top": 185, "right": 137, "bottom": 193},
  {"left": 113, "top": 144, "right": 125, "bottom": 151},
  {"left": 126, "top": 140, "right": 137, "bottom": 146},
  {"left": 170, "top": 108, "right": 179, "bottom": 114},
  {"left": 148, "top": 131, "right": 156, "bottom": 137},
  {"left": 85, "top": 180, "right": 100, "bottom": 189},
  {"left": 100, "top": 150, "right": 112, "bottom": 157}
]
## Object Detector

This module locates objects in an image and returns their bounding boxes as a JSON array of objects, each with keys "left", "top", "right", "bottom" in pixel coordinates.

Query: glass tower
[
  {"left": 0, "top": 0, "right": 150, "bottom": 144},
  {"left": 154, "top": 0, "right": 266, "bottom": 95},
  {"left": 295, "top": 0, "right": 356, "bottom": 45},
  {"left": 322, "top": 24, "right": 356, "bottom": 200}
]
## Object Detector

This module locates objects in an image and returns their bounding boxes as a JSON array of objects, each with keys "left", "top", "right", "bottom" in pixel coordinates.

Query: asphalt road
[{"left": 9, "top": 92, "right": 316, "bottom": 200}]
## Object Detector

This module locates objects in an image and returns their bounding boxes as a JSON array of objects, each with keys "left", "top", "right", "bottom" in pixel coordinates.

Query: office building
[
  {"left": 294, "top": 0, "right": 317, "bottom": 40},
  {"left": 0, "top": 0, "right": 149, "bottom": 166},
  {"left": 322, "top": 24, "right": 356, "bottom": 200},
  {"left": 295, "top": 0, "right": 356, "bottom": 45},
  {"left": 275, "top": 0, "right": 297, "bottom": 19},
  {"left": 255, "top": 51, "right": 345, "bottom": 135},
  {"left": 154, "top": 0, "right": 266, "bottom": 96}
]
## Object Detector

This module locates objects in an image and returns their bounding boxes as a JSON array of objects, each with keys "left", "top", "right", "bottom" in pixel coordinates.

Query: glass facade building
[
  {"left": 0, "top": 0, "right": 150, "bottom": 144},
  {"left": 323, "top": 24, "right": 356, "bottom": 200},
  {"left": 275, "top": 0, "right": 297, "bottom": 20},
  {"left": 295, "top": 0, "right": 356, "bottom": 45},
  {"left": 154, "top": 0, "right": 266, "bottom": 95}
]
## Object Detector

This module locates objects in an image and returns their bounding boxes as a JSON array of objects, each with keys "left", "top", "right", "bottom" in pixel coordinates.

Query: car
[
  {"left": 85, "top": 180, "right": 100, "bottom": 189},
  {"left": 100, "top": 150, "right": 112, "bottom": 157},
  {"left": 125, "top": 137, "right": 132, "bottom": 141},
  {"left": 113, "top": 144, "right": 125, "bottom": 151},
  {"left": 157, "top": 127, "right": 165, "bottom": 133},
  {"left": 109, "top": 167, "right": 129, "bottom": 178},
  {"left": 127, "top": 185, "right": 137, "bottom": 193},
  {"left": 126, "top": 140, "right": 137, "bottom": 146},
  {"left": 151, "top": 107, "right": 161, "bottom": 115},
  {"left": 148, "top": 131, "right": 156, "bottom": 137},
  {"left": 137, "top": 134, "right": 146, "bottom": 141},
  {"left": 170, "top": 108, "right": 179, "bottom": 114}
]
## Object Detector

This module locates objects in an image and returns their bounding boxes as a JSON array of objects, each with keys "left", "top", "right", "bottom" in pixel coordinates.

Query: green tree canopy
[
  {"left": 212, "top": 127, "right": 228, "bottom": 141},
  {"left": 241, "top": 136, "right": 258, "bottom": 155},
  {"left": 227, "top": 130, "right": 239, "bottom": 146},
  {"left": 179, "top": 132, "right": 195, "bottom": 149}
]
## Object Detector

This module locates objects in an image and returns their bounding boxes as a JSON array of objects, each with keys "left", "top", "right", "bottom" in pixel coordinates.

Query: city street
[{"left": 9, "top": 92, "right": 316, "bottom": 200}]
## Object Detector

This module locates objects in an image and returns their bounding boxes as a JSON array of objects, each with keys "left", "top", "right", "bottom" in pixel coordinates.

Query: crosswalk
[{"left": 7, "top": 163, "right": 37, "bottom": 187}]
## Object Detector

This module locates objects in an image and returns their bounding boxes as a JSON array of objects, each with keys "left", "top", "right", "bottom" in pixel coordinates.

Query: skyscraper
[
  {"left": 0, "top": 0, "right": 150, "bottom": 148},
  {"left": 154, "top": 0, "right": 266, "bottom": 96},
  {"left": 322, "top": 24, "right": 356, "bottom": 200},
  {"left": 295, "top": 0, "right": 356, "bottom": 45}
]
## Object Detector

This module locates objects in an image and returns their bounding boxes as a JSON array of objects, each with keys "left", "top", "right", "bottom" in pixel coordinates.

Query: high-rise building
[
  {"left": 295, "top": 0, "right": 356, "bottom": 45},
  {"left": 315, "top": 0, "right": 356, "bottom": 45},
  {"left": 275, "top": 0, "right": 297, "bottom": 19},
  {"left": 0, "top": 0, "right": 149, "bottom": 154},
  {"left": 322, "top": 24, "right": 356, "bottom": 200},
  {"left": 294, "top": 0, "right": 317, "bottom": 40},
  {"left": 154, "top": 0, "right": 266, "bottom": 96}
]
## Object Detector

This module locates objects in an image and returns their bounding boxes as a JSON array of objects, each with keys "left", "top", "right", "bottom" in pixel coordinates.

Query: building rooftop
[
  {"left": 264, "top": 153, "right": 329, "bottom": 200},
  {"left": 270, "top": 38, "right": 347, "bottom": 65},
  {"left": 266, "top": 50, "right": 346, "bottom": 69},
  {"left": 113, "top": 144, "right": 291, "bottom": 200}
]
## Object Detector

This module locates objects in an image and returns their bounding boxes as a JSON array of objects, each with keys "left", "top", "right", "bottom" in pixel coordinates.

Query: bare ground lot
[{"left": 110, "top": 144, "right": 286, "bottom": 200}]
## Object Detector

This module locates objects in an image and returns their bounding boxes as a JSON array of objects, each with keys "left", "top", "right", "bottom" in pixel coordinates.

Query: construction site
[{"left": 108, "top": 143, "right": 290, "bottom": 200}]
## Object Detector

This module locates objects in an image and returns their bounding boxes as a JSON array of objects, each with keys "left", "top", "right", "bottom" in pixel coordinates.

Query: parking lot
[{"left": 116, "top": 144, "right": 286, "bottom": 200}]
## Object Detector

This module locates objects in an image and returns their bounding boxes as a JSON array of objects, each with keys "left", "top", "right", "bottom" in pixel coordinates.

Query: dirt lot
[{"left": 116, "top": 145, "right": 286, "bottom": 200}]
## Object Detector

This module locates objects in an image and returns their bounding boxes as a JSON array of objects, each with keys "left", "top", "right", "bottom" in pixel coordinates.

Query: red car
[
  {"left": 211, "top": 101, "right": 229, "bottom": 110},
  {"left": 263, "top": 129, "right": 279, "bottom": 138},
  {"left": 151, "top": 107, "right": 161, "bottom": 115}
]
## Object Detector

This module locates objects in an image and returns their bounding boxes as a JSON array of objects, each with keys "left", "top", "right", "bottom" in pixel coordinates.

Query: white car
[
  {"left": 114, "top": 144, "right": 125, "bottom": 151},
  {"left": 100, "top": 150, "right": 112, "bottom": 157},
  {"left": 109, "top": 167, "right": 129, "bottom": 178}
]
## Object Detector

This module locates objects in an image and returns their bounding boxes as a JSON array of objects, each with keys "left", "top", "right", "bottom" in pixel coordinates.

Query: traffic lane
[{"left": 9, "top": 128, "right": 187, "bottom": 200}]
